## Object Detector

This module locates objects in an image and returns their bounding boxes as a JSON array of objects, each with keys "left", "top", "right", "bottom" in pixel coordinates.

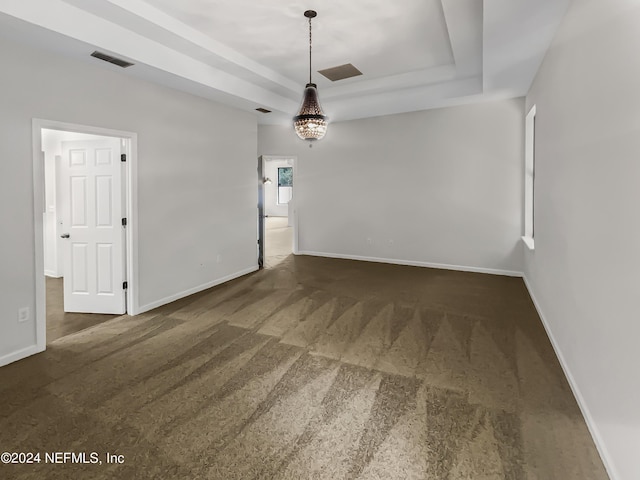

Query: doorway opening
[
  {"left": 258, "top": 155, "right": 297, "bottom": 269},
  {"left": 32, "top": 120, "right": 138, "bottom": 350}
]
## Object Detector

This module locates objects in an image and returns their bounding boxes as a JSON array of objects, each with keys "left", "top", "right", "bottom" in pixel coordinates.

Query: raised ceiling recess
[{"left": 0, "top": 0, "right": 571, "bottom": 125}]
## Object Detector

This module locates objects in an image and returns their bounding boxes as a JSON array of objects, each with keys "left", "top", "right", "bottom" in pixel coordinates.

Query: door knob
[{"left": 60, "top": 233, "right": 70, "bottom": 239}]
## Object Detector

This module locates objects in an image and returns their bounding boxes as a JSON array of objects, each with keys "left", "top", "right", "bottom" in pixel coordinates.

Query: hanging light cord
[{"left": 308, "top": 16, "right": 312, "bottom": 84}]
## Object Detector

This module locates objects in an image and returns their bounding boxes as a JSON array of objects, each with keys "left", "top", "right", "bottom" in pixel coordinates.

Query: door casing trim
[
  {"left": 260, "top": 155, "right": 299, "bottom": 256},
  {"left": 32, "top": 119, "right": 139, "bottom": 351}
]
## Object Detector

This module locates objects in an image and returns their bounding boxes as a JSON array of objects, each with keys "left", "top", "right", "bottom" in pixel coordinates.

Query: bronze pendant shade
[{"left": 293, "top": 10, "right": 328, "bottom": 142}]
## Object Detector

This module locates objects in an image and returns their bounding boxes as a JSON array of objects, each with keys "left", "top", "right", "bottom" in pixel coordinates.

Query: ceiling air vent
[
  {"left": 318, "top": 63, "right": 362, "bottom": 82},
  {"left": 255, "top": 108, "right": 271, "bottom": 113},
  {"left": 91, "top": 51, "right": 134, "bottom": 68}
]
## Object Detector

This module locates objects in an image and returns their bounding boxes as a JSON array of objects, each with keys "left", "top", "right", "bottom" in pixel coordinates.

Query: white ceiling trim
[
  {"left": 483, "top": 0, "right": 571, "bottom": 94},
  {"left": 322, "top": 75, "right": 483, "bottom": 124},
  {"left": 0, "top": 0, "right": 298, "bottom": 112},
  {"left": 322, "top": 65, "right": 458, "bottom": 101},
  {"left": 0, "top": 0, "right": 571, "bottom": 125},
  {"left": 441, "top": 0, "right": 483, "bottom": 77},
  {"left": 99, "top": 0, "right": 300, "bottom": 92}
]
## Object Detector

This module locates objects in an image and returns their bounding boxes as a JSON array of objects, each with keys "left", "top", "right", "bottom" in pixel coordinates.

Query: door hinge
[
  {"left": 123, "top": 281, "right": 128, "bottom": 290},
  {"left": 122, "top": 218, "right": 127, "bottom": 227},
  {"left": 121, "top": 154, "right": 127, "bottom": 162}
]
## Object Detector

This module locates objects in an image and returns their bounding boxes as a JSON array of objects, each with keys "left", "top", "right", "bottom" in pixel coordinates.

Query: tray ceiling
[{"left": 0, "top": 0, "right": 570, "bottom": 125}]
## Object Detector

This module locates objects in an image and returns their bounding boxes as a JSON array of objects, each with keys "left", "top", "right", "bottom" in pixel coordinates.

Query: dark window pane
[{"left": 278, "top": 167, "right": 293, "bottom": 187}]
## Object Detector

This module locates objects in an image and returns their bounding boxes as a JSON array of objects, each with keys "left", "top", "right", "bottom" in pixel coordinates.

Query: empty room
[{"left": 0, "top": 1, "right": 638, "bottom": 479}]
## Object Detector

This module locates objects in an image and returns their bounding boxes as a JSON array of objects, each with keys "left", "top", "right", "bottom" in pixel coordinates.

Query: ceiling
[{"left": 0, "top": 0, "right": 570, "bottom": 125}]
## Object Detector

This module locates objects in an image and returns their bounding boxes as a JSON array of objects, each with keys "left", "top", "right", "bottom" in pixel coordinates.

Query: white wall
[
  {"left": 524, "top": 1, "right": 640, "bottom": 479},
  {"left": 0, "top": 35, "right": 258, "bottom": 366},
  {"left": 259, "top": 98, "right": 524, "bottom": 275},
  {"left": 264, "top": 157, "right": 293, "bottom": 217}
]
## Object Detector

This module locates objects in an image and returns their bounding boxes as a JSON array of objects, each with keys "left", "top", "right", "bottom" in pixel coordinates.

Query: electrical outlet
[
  {"left": 366, "top": 237, "right": 373, "bottom": 245},
  {"left": 18, "top": 307, "right": 30, "bottom": 323},
  {"left": 216, "top": 254, "right": 222, "bottom": 263}
]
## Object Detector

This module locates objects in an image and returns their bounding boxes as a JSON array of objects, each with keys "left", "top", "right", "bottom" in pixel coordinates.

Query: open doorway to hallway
[
  {"left": 259, "top": 156, "right": 297, "bottom": 268},
  {"left": 37, "top": 124, "right": 135, "bottom": 345}
]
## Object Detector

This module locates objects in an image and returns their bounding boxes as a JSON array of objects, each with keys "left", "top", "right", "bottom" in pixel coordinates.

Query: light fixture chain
[{"left": 308, "top": 16, "right": 312, "bottom": 84}]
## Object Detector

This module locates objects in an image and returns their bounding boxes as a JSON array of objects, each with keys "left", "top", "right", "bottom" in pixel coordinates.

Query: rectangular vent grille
[
  {"left": 91, "top": 51, "right": 134, "bottom": 68},
  {"left": 318, "top": 63, "right": 362, "bottom": 82},
  {"left": 255, "top": 108, "right": 271, "bottom": 113}
]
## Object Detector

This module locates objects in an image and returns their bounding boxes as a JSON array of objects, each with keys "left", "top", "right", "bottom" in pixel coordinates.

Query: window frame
[
  {"left": 277, "top": 166, "right": 293, "bottom": 205},
  {"left": 523, "top": 105, "right": 536, "bottom": 250}
]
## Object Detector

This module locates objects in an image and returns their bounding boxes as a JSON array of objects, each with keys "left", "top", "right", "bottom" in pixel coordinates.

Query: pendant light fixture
[{"left": 293, "top": 10, "right": 328, "bottom": 143}]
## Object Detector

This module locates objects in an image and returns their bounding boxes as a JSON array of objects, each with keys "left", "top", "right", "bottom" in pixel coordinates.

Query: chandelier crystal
[{"left": 293, "top": 10, "right": 328, "bottom": 142}]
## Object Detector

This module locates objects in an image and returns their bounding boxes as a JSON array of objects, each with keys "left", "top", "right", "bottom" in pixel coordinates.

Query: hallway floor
[
  {"left": 46, "top": 277, "right": 119, "bottom": 343},
  {"left": 265, "top": 216, "right": 292, "bottom": 268}
]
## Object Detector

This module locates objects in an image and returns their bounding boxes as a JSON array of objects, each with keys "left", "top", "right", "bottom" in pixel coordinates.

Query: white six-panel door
[{"left": 60, "top": 138, "right": 126, "bottom": 314}]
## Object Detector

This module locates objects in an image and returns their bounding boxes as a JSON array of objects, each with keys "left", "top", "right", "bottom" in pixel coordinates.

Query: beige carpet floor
[{"left": 1, "top": 253, "right": 607, "bottom": 479}]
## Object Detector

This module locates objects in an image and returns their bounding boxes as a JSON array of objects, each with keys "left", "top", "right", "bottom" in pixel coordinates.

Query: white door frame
[
  {"left": 32, "top": 119, "right": 139, "bottom": 350},
  {"left": 261, "top": 155, "right": 299, "bottom": 255}
]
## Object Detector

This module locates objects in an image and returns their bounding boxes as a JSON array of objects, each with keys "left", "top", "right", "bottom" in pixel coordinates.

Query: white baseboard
[
  {"left": 297, "top": 251, "right": 523, "bottom": 277},
  {"left": 135, "top": 266, "right": 259, "bottom": 315},
  {"left": 0, "top": 344, "right": 45, "bottom": 368},
  {"left": 522, "top": 275, "right": 618, "bottom": 480}
]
